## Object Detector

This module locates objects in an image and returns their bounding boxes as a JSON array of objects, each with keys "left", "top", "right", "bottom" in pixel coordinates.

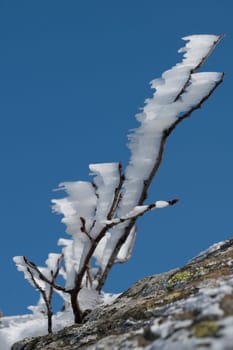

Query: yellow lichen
[
  {"left": 164, "top": 291, "right": 182, "bottom": 302},
  {"left": 193, "top": 320, "right": 219, "bottom": 338},
  {"left": 167, "top": 270, "right": 192, "bottom": 290}
]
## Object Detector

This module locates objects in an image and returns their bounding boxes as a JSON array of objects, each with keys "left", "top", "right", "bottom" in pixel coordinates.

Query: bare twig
[{"left": 47, "top": 254, "right": 64, "bottom": 315}]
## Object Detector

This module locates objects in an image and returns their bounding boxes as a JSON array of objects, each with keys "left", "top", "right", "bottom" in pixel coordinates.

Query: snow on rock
[
  {"left": 188, "top": 239, "right": 229, "bottom": 264},
  {"left": 0, "top": 290, "right": 119, "bottom": 350},
  {"left": 0, "top": 312, "right": 73, "bottom": 350},
  {"left": 78, "top": 287, "right": 103, "bottom": 311}
]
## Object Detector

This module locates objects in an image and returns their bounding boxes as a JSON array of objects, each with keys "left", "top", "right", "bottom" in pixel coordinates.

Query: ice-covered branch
[
  {"left": 106, "top": 162, "right": 125, "bottom": 220},
  {"left": 26, "top": 267, "right": 53, "bottom": 333},
  {"left": 103, "top": 199, "right": 179, "bottom": 227},
  {"left": 174, "top": 35, "right": 224, "bottom": 102},
  {"left": 119, "top": 35, "right": 224, "bottom": 214},
  {"left": 14, "top": 255, "right": 66, "bottom": 293},
  {"left": 114, "top": 226, "right": 137, "bottom": 264},
  {"left": 138, "top": 71, "right": 224, "bottom": 206},
  {"left": 80, "top": 217, "right": 95, "bottom": 242},
  {"left": 96, "top": 35, "right": 224, "bottom": 291},
  {"left": 15, "top": 35, "right": 223, "bottom": 326},
  {"left": 13, "top": 254, "right": 64, "bottom": 333}
]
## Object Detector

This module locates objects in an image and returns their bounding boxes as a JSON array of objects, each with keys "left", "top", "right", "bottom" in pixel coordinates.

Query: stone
[{"left": 12, "top": 238, "right": 233, "bottom": 350}]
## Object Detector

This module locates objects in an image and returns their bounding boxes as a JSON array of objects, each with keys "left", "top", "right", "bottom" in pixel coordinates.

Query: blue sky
[{"left": 0, "top": 0, "right": 232, "bottom": 315}]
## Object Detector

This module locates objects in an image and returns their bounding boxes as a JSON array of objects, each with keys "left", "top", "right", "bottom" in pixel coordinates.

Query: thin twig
[
  {"left": 23, "top": 256, "right": 66, "bottom": 293},
  {"left": 26, "top": 267, "right": 53, "bottom": 334},
  {"left": 107, "top": 162, "right": 125, "bottom": 220},
  {"left": 80, "top": 217, "right": 95, "bottom": 242}
]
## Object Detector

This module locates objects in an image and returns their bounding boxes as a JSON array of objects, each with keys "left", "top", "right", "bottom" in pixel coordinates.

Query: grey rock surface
[{"left": 12, "top": 238, "right": 233, "bottom": 349}]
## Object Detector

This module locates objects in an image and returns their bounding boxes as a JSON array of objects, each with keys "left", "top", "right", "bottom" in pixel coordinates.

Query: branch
[
  {"left": 55, "top": 36, "right": 224, "bottom": 316},
  {"left": 104, "top": 199, "right": 179, "bottom": 228},
  {"left": 54, "top": 253, "right": 64, "bottom": 280},
  {"left": 97, "top": 71, "right": 224, "bottom": 293},
  {"left": 91, "top": 181, "right": 99, "bottom": 198},
  {"left": 23, "top": 256, "right": 67, "bottom": 293},
  {"left": 48, "top": 254, "right": 64, "bottom": 308},
  {"left": 107, "top": 162, "right": 125, "bottom": 220},
  {"left": 174, "top": 35, "right": 224, "bottom": 102},
  {"left": 26, "top": 267, "right": 53, "bottom": 333},
  {"left": 138, "top": 72, "right": 224, "bottom": 206},
  {"left": 96, "top": 199, "right": 179, "bottom": 291},
  {"left": 80, "top": 217, "right": 95, "bottom": 242},
  {"left": 26, "top": 267, "right": 48, "bottom": 303}
]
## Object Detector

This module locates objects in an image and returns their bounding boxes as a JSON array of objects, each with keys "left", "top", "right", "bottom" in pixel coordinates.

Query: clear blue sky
[{"left": 0, "top": 0, "right": 232, "bottom": 315}]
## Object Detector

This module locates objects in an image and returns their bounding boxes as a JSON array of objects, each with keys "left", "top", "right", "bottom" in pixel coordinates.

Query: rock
[{"left": 12, "top": 238, "right": 233, "bottom": 350}]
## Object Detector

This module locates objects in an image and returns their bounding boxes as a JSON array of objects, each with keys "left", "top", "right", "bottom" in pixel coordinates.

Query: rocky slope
[{"left": 12, "top": 238, "right": 233, "bottom": 350}]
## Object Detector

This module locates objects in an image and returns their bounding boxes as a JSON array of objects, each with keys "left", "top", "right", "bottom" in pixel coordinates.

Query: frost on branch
[
  {"left": 13, "top": 254, "right": 63, "bottom": 333},
  {"left": 14, "top": 35, "right": 223, "bottom": 326},
  {"left": 97, "top": 34, "right": 224, "bottom": 290}
]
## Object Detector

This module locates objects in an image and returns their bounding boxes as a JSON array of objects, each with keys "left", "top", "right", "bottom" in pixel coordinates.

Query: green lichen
[
  {"left": 166, "top": 270, "right": 192, "bottom": 290},
  {"left": 193, "top": 320, "right": 219, "bottom": 338},
  {"left": 164, "top": 291, "right": 182, "bottom": 302},
  {"left": 169, "top": 270, "right": 192, "bottom": 283}
]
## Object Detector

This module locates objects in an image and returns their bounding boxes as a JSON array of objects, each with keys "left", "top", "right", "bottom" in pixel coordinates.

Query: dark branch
[
  {"left": 91, "top": 181, "right": 99, "bottom": 198},
  {"left": 23, "top": 256, "right": 66, "bottom": 293},
  {"left": 80, "top": 217, "right": 95, "bottom": 242},
  {"left": 107, "top": 162, "right": 125, "bottom": 220},
  {"left": 26, "top": 267, "right": 53, "bottom": 333}
]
